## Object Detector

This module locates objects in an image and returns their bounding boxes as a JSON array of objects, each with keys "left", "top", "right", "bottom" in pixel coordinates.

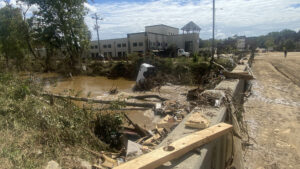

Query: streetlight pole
[
  {"left": 211, "top": 0, "right": 216, "bottom": 65},
  {"left": 92, "top": 13, "right": 103, "bottom": 58}
]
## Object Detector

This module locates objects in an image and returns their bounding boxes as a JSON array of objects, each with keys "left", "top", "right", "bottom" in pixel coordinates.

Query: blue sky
[{"left": 1, "top": 0, "right": 300, "bottom": 40}]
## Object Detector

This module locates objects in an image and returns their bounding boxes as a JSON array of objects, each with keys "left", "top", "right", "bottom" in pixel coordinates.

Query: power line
[
  {"left": 211, "top": 0, "right": 216, "bottom": 65},
  {"left": 92, "top": 13, "right": 103, "bottom": 56}
]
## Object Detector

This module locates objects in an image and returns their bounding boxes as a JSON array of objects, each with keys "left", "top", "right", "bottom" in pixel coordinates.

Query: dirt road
[{"left": 243, "top": 52, "right": 300, "bottom": 169}]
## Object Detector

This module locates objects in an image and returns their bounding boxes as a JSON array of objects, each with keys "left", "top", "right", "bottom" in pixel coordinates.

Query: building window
[
  {"left": 91, "top": 46, "right": 94, "bottom": 49},
  {"left": 122, "top": 43, "right": 126, "bottom": 47},
  {"left": 104, "top": 52, "right": 107, "bottom": 57},
  {"left": 95, "top": 45, "right": 98, "bottom": 49},
  {"left": 108, "top": 52, "right": 112, "bottom": 57},
  {"left": 117, "top": 44, "right": 121, "bottom": 48},
  {"left": 118, "top": 52, "right": 122, "bottom": 57},
  {"left": 139, "top": 42, "right": 143, "bottom": 46},
  {"left": 122, "top": 52, "right": 127, "bottom": 57},
  {"left": 157, "top": 42, "right": 161, "bottom": 46},
  {"left": 108, "top": 44, "right": 112, "bottom": 48},
  {"left": 103, "top": 45, "right": 107, "bottom": 48},
  {"left": 133, "top": 42, "right": 137, "bottom": 47},
  {"left": 91, "top": 53, "right": 95, "bottom": 57}
]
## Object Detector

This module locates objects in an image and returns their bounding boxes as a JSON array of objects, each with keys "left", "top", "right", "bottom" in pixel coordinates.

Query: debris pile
[{"left": 92, "top": 96, "right": 191, "bottom": 168}]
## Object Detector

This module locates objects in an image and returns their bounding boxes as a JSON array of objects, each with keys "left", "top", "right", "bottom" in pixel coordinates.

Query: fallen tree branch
[
  {"left": 129, "top": 95, "right": 168, "bottom": 101},
  {"left": 213, "top": 61, "right": 229, "bottom": 72},
  {"left": 42, "top": 93, "right": 156, "bottom": 108}
]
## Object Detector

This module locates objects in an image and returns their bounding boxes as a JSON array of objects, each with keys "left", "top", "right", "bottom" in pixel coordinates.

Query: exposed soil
[{"left": 243, "top": 52, "right": 300, "bottom": 169}]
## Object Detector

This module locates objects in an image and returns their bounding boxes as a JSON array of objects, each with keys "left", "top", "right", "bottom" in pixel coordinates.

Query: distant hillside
[
  {"left": 199, "top": 29, "right": 300, "bottom": 53},
  {"left": 247, "top": 29, "right": 300, "bottom": 51}
]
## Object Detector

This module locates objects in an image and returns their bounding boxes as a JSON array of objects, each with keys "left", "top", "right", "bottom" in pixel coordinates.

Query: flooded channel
[
  {"left": 40, "top": 73, "right": 135, "bottom": 97},
  {"left": 33, "top": 73, "right": 159, "bottom": 130}
]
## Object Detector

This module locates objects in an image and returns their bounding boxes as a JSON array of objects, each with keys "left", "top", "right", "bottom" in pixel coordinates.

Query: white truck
[{"left": 178, "top": 49, "right": 190, "bottom": 57}]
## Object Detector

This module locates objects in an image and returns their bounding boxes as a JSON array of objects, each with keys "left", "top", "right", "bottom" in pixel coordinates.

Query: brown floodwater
[
  {"left": 39, "top": 73, "right": 135, "bottom": 97},
  {"left": 31, "top": 73, "right": 159, "bottom": 130}
]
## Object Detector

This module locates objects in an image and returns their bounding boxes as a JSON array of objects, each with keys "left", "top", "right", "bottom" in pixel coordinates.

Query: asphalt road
[{"left": 243, "top": 52, "right": 300, "bottom": 169}]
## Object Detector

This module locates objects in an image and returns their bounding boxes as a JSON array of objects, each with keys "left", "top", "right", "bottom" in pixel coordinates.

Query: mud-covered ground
[{"left": 243, "top": 52, "right": 300, "bottom": 169}]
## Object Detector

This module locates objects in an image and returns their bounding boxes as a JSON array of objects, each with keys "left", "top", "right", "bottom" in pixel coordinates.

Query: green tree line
[
  {"left": 247, "top": 29, "right": 300, "bottom": 51},
  {"left": 199, "top": 29, "right": 300, "bottom": 53},
  {"left": 0, "top": 0, "right": 90, "bottom": 72}
]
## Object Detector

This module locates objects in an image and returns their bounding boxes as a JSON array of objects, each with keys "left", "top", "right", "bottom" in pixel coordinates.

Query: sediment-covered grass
[{"left": 0, "top": 73, "right": 111, "bottom": 168}]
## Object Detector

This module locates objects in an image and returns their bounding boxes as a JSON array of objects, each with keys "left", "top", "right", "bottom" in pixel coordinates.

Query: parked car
[{"left": 178, "top": 49, "right": 190, "bottom": 57}]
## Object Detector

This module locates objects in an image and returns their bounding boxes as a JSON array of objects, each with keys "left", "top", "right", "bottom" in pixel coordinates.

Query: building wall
[
  {"left": 146, "top": 32, "right": 168, "bottom": 50},
  {"left": 89, "top": 38, "right": 128, "bottom": 58},
  {"left": 89, "top": 25, "right": 200, "bottom": 57},
  {"left": 167, "top": 33, "right": 200, "bottom": 54},
  {"left": 127, "top": 33, "right": 147, "bottom": 54},
  {"left": 145, "top": 25, "right": 179, "bottom": 35}
]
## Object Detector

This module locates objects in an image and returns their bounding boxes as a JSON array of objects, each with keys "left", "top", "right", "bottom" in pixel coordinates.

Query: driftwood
[
  {"left": 223, "top": 71, "right": 254, "bottom": 80},
  {"left": 42, "top": 93, "right": 156, "bottom": 108},
  {"left": 124, "top": 114, "right": 150, "bottom": 137},
  {"left": 129, "top": 95, "right": 168, "bottom": 101}
]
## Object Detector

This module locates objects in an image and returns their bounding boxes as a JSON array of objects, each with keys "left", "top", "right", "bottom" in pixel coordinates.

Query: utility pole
[
  {"left": 92, "top": 13, "right": 103, "bottom": 58},
  {"left": 211, "top": 0, "right": 216, "bottom": 65}
]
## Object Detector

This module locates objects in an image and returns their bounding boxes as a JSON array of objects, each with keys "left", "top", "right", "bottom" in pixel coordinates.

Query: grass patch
[{"left": 0, "top": 73, "right": 124, "bottom": 168}]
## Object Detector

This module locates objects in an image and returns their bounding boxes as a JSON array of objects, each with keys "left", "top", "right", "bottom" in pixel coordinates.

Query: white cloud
[
  {"left": 0, "top": 0, "right": 38, "bottom": 17},
  {"left": 84, "top": 0, "right": 300, "bottom": 40},
  {"left": 0, "top": 0, "right": 6, "bottom": 8}
]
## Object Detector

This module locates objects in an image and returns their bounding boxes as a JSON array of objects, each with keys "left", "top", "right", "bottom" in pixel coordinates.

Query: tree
[
  {"left": 21, "top": 0, "right": 91, "bottom": 72},
  {"left": 0, "top": 5, "right": 27, "bottom": 69},
  {"left": 264, "top": 38, "right": 275, "bottom": 50},
  {"left": 285, "top": 39, "right": 295, "bottom": 51}
]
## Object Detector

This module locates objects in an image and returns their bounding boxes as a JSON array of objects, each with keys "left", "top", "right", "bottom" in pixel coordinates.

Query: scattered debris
[
  {"left": 109, "top": 87, "right": 119, "bottom": 95},
  {"left": 185, "top": 112, "right": 210, "bottom": 129},
  {"left": 124, "top": 114, "right": 150, "bottom": 137},
  {"left": 187, "top": 87, "right": 205, "bottom": 101},
  {"left": 100, "top": 154, "right": 118, "bottom": 168},
  {"left": 45, "top": 160, "right": 61, "bottom": 169},
  {"left": 200, "top": 90, "right": 225, "bottom": 107},
  {"left": 126, "top": 140, "right": 143, "bottom": 158},
  {"left": 156, "top": 115, "right": 179, "bottom": 131}
]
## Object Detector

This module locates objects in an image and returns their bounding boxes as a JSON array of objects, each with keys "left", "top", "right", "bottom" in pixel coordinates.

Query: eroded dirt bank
[{"left": 243, "top": 52, "right": 300, "bottom": 169}]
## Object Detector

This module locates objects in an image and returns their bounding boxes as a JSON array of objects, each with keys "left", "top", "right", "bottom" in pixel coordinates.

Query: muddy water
[
  {"left": 40, "top": 73, "right": 135, "bottom": 97},
  {"left": 34, "top": 73, "right": 159, "bottom": 130}
]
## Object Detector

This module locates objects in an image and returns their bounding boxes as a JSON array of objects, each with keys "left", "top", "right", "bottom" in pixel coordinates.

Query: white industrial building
[{"left": 89, "top": 21, "right": 201, "bottom": 58}]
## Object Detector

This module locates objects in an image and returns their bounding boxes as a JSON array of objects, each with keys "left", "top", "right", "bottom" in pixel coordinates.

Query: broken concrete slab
[{"left": 126, "top": 140, "right": 143, "bottom": 157}]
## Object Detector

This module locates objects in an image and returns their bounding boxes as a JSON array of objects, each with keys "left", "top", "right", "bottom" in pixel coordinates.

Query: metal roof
[{"left": 181, "top": 21, "right": 201, "bottom": 32}]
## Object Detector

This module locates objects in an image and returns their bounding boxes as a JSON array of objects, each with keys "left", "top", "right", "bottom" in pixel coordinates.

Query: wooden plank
[
  {"left": 42, "top": 93, "right": 156, "bottom": 108},
  {"left": 114, "top": 123, "right": 232, "bottom": 169},
  {"left": 223, "top": 71, "right": 254, "bottom": 80}
]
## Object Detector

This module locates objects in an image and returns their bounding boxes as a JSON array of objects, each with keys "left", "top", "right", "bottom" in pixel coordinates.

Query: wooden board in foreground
[{"left": 114, "top": 123, "right": 232, "bottom": 169}]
